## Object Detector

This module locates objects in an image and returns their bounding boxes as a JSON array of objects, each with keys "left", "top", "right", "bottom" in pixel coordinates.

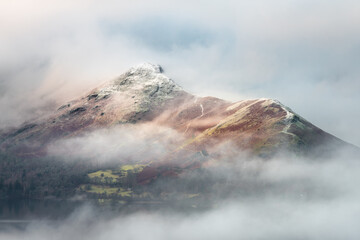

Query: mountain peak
[
  {"left": 75, "top": 63, "right": 186, "bottom": 122},
  {"left": 129, "top": 63, "right": 164, "bottom": 74},
  {"left": 112, "top": 62, "right": 180, "bottom": 90},
  {"left": 90, "top": 63, "right": 183, "bottom": 100}
]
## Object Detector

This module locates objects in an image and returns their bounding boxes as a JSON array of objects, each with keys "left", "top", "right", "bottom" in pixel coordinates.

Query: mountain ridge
[{"left": 0, "top": 63, "right": 356, "bottom": 158}]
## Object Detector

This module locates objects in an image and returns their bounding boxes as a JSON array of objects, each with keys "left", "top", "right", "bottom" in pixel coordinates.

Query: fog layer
[{"left": 2, "top": 151, "right": 360, "bottom": 239}]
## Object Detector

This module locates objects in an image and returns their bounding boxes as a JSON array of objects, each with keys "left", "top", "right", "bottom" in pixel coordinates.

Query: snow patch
[
  {"left": 270, "top": 99, "right": 297, "bottom": 135},
  {"left": 271, "top": 99, "right": 295, "bottom": 121},
  {"left": 200, "top": 104, "right": 204, "bottom": 117},
  {"left": 95, "top": 63, "right": 182, "bottom": 102},
  {"left": 128, "top": 63, "right": 163, "bottom": 74}
]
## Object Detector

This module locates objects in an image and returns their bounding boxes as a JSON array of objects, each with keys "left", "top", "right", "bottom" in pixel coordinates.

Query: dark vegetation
[
  {"left": 0, "top": 151, "right": 90, "bottom": 199},
  {"left": 0, "top": 149, "right": 236, "bottom": 203}
]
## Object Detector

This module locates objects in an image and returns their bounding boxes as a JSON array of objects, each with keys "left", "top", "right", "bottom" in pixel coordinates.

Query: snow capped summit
[
  {"left": 128, "top": 63, "right": 164, "bottom": 74},
  {"left": 73, "top": 63, "right": 187, "bottom": 124},
  {"left": 116, "top": 62, "right": 182, "bottom": 91},
  {"left": 90, "top": 63, "right": 183, "bottom": 102}
]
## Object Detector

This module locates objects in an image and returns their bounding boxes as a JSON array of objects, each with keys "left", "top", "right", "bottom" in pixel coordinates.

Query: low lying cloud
[
  {"left": 47, "top": 124, "right": 184, "bottom": 165},
  {"left": 1, "top": 151, "right": 360, "bottom": 239}
]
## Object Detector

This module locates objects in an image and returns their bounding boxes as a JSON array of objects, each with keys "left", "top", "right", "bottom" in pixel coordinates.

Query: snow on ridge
[
  {"left": 249, "top": 98, "right": 297, "bottom": 134},
  {"left": 129, "top": 63, "right": 163, "bottom": 74},
  {"left": 92, "top": 62, "right": 184, "bottom": 108},
  {"left": 269, "top": 99, "right": 298, "bottom": 135},
  {"left": 123, "top": 63, "right": 182, "bottom": 91},
  {"left": 270, "top": 99, "right": 295, "bottom": 121}
]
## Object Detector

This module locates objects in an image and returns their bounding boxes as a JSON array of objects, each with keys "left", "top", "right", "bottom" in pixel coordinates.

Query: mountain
[
  {"left": 0, "top": 63, "right": 357, "bottom": 201},
  {"left": 0, "top": 63, "right": 351, "bottom": 157}
]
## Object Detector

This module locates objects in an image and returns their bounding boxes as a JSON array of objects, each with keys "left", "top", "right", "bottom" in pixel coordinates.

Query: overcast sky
[{"left": 1, "top": 0, "right": 359, "bottom": 146}]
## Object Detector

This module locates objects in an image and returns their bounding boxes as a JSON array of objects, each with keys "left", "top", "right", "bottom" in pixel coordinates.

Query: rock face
[{"left": 0, "top": 63, "right": 355, "bottom": 158}]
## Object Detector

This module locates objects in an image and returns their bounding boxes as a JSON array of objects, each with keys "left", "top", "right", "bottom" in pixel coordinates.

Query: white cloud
[
  {"left": 2, "top": 153, "right": 360, "bottom": 239},
  {"left": 0, "top": 0, "right": 359, "bottom": 147}
]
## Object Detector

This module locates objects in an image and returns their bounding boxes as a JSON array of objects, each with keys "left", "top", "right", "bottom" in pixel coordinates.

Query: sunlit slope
[{"left": 0, "top": 63, "right": 353, "bottom": 158}]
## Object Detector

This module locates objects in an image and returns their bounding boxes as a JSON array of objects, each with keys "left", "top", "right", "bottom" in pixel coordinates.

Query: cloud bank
[
  {"left": 47, "top": 124, "right": 184, "bottom": 164},
  {"left": 1, "top": 153, "right": 360, "bottom": 239}
]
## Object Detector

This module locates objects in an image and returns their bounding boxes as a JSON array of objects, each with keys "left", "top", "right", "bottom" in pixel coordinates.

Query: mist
[
  {"left": 47, "top": 124, "right": 184, "bottom": 165},
  {"left": 1, "top": 116, "right": 359, "bottom": 239},
  {"left": 1, "top": 1, "right": 360, "bottom": 239},
  {"left": 1, "top": 0, "right": 360, "bottom": 146},
  {"left": 1, "top": 150, "right": 360, "bottom": 239}
]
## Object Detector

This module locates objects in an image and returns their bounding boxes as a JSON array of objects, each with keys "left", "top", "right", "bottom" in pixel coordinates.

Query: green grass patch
[
  {"left": 87, "top": 163, "right": 147, "bottom": 185},
  {"left": 88, "top": 170, "right": 120, "bottom": 183},
  {"left": 186, "top": 193, "right": 200, "bottom": 199},
  {"left": 114, "top": 164, "right": 147, "bottom": 178},
  {"left": 80, "top": 184, "right": 132, "bottom": 197},
  {"left": 120, "top": 164, "right": 145, "bottom": 171}
]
